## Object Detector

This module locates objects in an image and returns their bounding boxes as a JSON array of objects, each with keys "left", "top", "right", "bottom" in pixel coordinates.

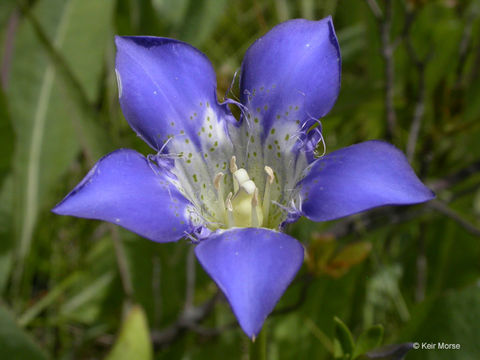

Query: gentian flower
[{"left": 53, "top": 17, "right": 434, "bottom": 339}]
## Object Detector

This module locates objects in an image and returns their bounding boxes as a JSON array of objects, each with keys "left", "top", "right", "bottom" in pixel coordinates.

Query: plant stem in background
[{"left": 249, "top": 327, "right": 267, "bottom": 360}]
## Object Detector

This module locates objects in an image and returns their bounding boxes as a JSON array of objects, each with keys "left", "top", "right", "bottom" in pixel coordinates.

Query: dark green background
[{"left": 0, "top": 0, "right": 479, "bottom": 359}]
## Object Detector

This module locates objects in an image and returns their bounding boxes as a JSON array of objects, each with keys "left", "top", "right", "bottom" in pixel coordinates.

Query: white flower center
[
  {"left": 212, "top": 156, "right": 274, "bottom": 228},
  {"left": 162, "top": 104, "right": 309, "bottom": 231}
]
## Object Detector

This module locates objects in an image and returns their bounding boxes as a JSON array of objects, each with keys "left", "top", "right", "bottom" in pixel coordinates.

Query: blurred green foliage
[{"left": 0, "top": 0, "right": 479, "bottom": 359}]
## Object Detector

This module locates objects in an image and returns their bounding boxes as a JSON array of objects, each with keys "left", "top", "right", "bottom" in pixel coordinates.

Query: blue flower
[{"left": 53, "top": 17, "right": 434, "bottom": 338}]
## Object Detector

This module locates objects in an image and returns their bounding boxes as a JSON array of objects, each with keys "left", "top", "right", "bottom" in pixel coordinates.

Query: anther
[
  {"left": 229, "top": 156, "right": 238, "bottom": 173},
  {"left": 214, "top": 172, "right": 224, "bottom": 190},
  {"left": 226, "top": 192, "right": 233, "bottom": 211},
  {"left": 264, "top": 166, "right": 274, "bottom": 184},
  {"left": 263, "top": 165, "right": 275, "bottom": 227}
]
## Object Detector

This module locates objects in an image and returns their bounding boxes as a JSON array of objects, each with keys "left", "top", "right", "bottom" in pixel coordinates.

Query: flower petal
[
  {"left": 299, "top": 141, "right": 435, "bottom": 221},
  {"left": 229, "top": 18, "right": 341, "bottom": 222},
  {"left": 195, "top": 228, "right": 304, "bottom": 338},
  {"left": 115, "top": 36, "right": 233, "bottom": 151},
  {"left": 52, "top": 149, "right": 198, "bottom": 242},
  {"left": 239, "top": 17, "right": 341, "bottom": 138}
]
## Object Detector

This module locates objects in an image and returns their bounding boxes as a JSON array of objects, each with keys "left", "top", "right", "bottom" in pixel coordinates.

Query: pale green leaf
[
  {"left": 353, "top": 325, "right": 384, "bottom": 359},
  {"left": 334, "top": 316, "right": 355, "bottom": 360},
  {"left": 105, "top": 305, "right": 153, "bottom": 360}
]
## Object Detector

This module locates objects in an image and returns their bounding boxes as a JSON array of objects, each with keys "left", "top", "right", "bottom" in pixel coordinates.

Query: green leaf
[
  {"left": 334, "top": 316, "right": 355, "bottom": 360},
  {"left": 0, "top": 176, "right": 14, "bottom": 293},
  {"left": 105, "top": 305, "right": 153, "bottom": 360},
  {"left": 337, "top": 24, "right": 366, "bottom": 62},
  {"left": 353, "top": 325, "right": 384, "bottom": 359},
  {"left": 59, "top": 237, "right": 117, "bottom": 324},
  {"left": 0, "top": 89, "right": 15, "bottom": 293},
  {"left": 0, "top": 89, "right": 14, "bottom": 187},
  {"left": 0, "top": 305, "right": 48, "bottom": 360},
  {"left": 9, "top": 0, "right": 114, "bottom": 277},
  {"left": 178, "top": 0, "right": 229, "bottom": 47},
  {"left": 0, "top": 0, "right": 16, "bottom": 30}
]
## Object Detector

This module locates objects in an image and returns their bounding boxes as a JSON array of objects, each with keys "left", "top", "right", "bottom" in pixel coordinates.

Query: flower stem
[{"left": 249, "top": 328, "right": 267, "bottom": 360}]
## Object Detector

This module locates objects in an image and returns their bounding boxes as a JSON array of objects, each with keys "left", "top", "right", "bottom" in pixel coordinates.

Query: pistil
[
  {"left": 226, "top": 156, "right": 264, "bottom": 227},
  {"left": 214, "top": 156, "right": 277, "bottom": 229}
]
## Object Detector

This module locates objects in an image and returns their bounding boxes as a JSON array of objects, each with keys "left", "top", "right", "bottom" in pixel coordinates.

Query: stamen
[
  {"left": 214, "top": 172, "right": 226, "bottom": 223},
  {"left": 230, "top": 156, "right": 238, "bottom": 173},
  {"left": 263, "top": 166, "right": 275, "bottom": 227},
  {"left": 251, "top": 188, "right": 260, "bottom": 227},
  {"left": 214, "top": 172, "right": 224, "bottom": 190},
  {"left": 230, "top": 156, "right": 239, "bottom": 192},
  {"left": 226, "top": 192, "right": 234, "bottom": 227},
  {"left": 264, "top": 165, "right": 274, "bottom": 183}
]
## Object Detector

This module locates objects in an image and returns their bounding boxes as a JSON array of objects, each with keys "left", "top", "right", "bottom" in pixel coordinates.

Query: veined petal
[
  {"left": 195, "top": 228, "right": 304, "bottom": 338},
  {"left": 229, "top": 18, "right": 341, "bottom": 221},
  {"left": 52, "top": 149, "right": 199, "bottom": 242},
  {"left": 115, "top": 36, "right": 233, "bottom": 151},
  {"left": 298, "top": 141, "right": 435, "bottom": 221},
  {"left": 239, "top": 17, "right": 340, "bottom": 140}
]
